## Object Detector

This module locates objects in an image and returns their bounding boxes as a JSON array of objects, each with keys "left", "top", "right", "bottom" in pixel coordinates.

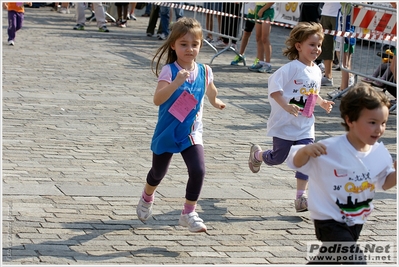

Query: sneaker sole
[
  {"left": 248, "top": 145, "right": 262, "bottom": 173},
  {"left": 178, "top": 220, "right": 207, "bottom": 232},
  {"left": 296, "top": 208, "right": 308, "bottom": 212},
  {"left": 248, "top": 67, "right": 262, "bottom": 72}
]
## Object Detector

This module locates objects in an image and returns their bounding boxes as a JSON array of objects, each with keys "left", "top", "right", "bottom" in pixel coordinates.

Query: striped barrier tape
[{"left": 154, "top": 2, "right": 397, "bottom": 42}]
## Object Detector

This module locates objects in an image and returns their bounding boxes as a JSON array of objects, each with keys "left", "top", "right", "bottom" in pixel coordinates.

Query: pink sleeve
[{"left": 158, "top": 65, "right": 172, "bottom": 83}]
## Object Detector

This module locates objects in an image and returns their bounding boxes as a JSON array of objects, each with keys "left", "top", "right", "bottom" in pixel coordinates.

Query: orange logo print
[{"left": 345, "top": 181, "right": 375, "bottom": 194}]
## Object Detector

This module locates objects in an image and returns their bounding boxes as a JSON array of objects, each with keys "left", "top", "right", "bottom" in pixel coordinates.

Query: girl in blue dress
[{"left": 136, "top": 17, "right": 225, "bottom": 233}]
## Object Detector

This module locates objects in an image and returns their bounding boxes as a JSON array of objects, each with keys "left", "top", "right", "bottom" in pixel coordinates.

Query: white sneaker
[
  {"left": 136, "top": 197, "right": 153, "bottom": 221},
  {"left": 321, "top": 76, "right": 333, "bottom": 86},
  {"left": 349, "top": 75, "right": 355, "bottom": 87},
  {"left": 178, "top": 212, "right": 207, "bottom": 232},
  {"left": 8, "top": 40, "right": 14, "bottom": 46},
  {"left": 295, "top": 195, "right": 308, "bottom": 212},
  {"left": 327, "top": 89, "right": 343, "bottom": 99},
  {"left": 158, "top": 33, "right": 167, "bottom": 40},
  {"left": 258, "top": 64, "right": 273, "bottom": 73}
]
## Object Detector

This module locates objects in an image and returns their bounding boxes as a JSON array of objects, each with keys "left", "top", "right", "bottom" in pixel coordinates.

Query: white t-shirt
[
  {"left": 267, "top": 60, "right": 322, "bottom": 140},
  {"left": 321, "top": 3, "right": 341, "bottom": 17},
  {"left": 287, "top": 135, "right": 395, "bottom": 226}
]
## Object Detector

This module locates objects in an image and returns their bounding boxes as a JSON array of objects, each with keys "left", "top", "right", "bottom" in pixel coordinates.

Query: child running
[
  {"left": 136, "top": 17, "right": 226, "bottom": 233},
  {"left": 286, "top": 83, "right": 396, "bottom": 264},
  {"left": 248, "top": 22, "right": 334, "bottom": 212},
  {"left": 3, "top": 2, "right": 32, "bottom": 46}
]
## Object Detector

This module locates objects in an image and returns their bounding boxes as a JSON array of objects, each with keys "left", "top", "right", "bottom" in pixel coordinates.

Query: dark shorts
[
  {"left": 262, "top": 137, "right": 314, "bottom": 180},
  {"left": 308, "top": 220, "right": 366, "bottom": 265},
  {"left": 255, "top": 5, "right": 274, "bottom": 23},
  {"left": 244, "top": 14, "right": 255, "bottom": 32},
  {"left": 318, "top": 15, "right": 337, "bottom": 60}
]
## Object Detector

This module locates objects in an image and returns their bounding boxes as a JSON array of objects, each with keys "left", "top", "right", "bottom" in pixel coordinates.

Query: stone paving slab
[{"left": 2, "top": 4, "right": 397, "bottom": 266}]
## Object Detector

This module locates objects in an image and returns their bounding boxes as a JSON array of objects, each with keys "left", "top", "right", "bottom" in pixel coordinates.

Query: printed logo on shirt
[
  {"left": 334, "top": 169, "right": 348, "bottom": 177},
  {"left": 336, "top": 196, "right": 373, "bottom": 225},
  {"left": 345, "top": 181, "right": 375, "bottom": 194},
  {"left": 294, "top": 79, "right": 303, "bottom": 85}
]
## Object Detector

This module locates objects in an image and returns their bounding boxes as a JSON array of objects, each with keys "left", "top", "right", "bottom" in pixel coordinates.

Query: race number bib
[{"left": 168, "top": 91, "right": 198, "bottom": 122}]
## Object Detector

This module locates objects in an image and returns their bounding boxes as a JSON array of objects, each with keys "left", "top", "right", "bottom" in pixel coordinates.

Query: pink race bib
[
  {"left": 302, "top": 93, "right": 318, "bottom": 118},
  {"left": 168, "top": 91, "right": 198, "bottom": 122}
]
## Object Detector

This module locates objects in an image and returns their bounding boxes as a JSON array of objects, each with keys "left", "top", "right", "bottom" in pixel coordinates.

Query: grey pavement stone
[{"left": 2, "top": 4, "right": 397, "bottom": 266}]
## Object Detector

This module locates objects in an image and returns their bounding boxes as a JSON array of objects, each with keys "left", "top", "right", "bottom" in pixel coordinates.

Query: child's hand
[
  {"left": 212, "top": 98, "right": 226, "bottom": 110},
  {"left": 27, "top": 2, "right": 32, "bottom": 7},
  {"left": 3, "top": 3, "right": 8, "bottom": 9},
  {"left": 303, "top": 143, "right": 327, "bottom": 158},
  {"left": 320, "top": 99, "right": 334, "bottom": 113},
  {"left": 173, "top": 69, "right": 190, "bottom": 87},
  {"left": 284, "top": 103, "right": 301, "bottom": 117}
]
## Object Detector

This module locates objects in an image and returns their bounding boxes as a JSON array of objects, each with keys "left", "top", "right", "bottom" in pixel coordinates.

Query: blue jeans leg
[{"left": 159, "top": 6, "right": 170, "bottom": 36}]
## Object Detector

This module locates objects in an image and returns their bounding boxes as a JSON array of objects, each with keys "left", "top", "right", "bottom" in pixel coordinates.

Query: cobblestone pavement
[{"left": 2, "top": 5, "right": 397, "bottom": 266}]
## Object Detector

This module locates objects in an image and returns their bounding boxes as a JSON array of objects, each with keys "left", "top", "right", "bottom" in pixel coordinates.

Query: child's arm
[
  {"left": 270, "top": 91, "right": 301, "bottom": 116},
  {"left": 317, "top": 95, "right": 334, "bottom": 113},
  {"left": 25, "top": 2, "right": 32, "bottom": 6},
  {"left": 153, "top": 69, "right": 190, "bottom": 106},
  {"left": 206, "top": 81, "right": 225, "bottom": 110},
  {"left": 3, "top": 2, "right": 8, "bottom": 9},
  {"left": 382, "top": 160, "right": 397, "bottom": 190},
  {"left": 292, "top": 143, "right": 327, "bottom": 168}
]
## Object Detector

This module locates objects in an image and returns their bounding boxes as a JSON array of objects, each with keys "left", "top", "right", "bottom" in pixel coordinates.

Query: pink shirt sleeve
[{"left": 158, "top": 63, "right": 213, "bottom": 87}]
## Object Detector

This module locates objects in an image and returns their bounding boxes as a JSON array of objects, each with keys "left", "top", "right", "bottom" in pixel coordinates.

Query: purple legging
[
  {"left": 146, "top": 145, "right": 205, "bottom": 201},
  {"left": 8, "top": 11, "right": 24, "bottom": 41},
  {"left": 262, "top": 137, "right": 314, "bottom": 180}
]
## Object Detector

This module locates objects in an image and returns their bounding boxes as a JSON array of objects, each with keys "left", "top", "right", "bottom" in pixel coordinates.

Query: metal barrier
[
  {"left": 152, "top": 2, "right": 245, "bottom": 64},
  {"left": 193, "top": 2, "right": 245, "bottom": 65},
  {"left": 331, "top": 3, "right": 396, "bottom": 112}
]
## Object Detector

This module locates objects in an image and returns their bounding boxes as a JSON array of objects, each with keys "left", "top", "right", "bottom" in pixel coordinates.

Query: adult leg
[
  {"left": 123, "top": 4, "right": 129, "bottom": 21},
  {"left": 93, "top": 2, "right": 107, "bottom": 28},
  {"left": 159, "top": 6, "right": 170, "bottom": 36},
  {"left": 261, "top": 20, "right": 272, "bottom": 64},
  {"left": 239, "top": 30, "right": 252, "bottom": 55},
  {"left": 147, "top": 5, "right": 160, "bottom": 35},
  {"left": 116, "top": 5, "right": 122, "bottom": 21},
  {"left": 205, "top": 13, "right": 214, "bottom": 39},
  {"left": 144, "top": 3, "right": 151, "bottom": 16},
  {"left": 174, "top": 6, "right": 183, "bottom": 20},
  {"left": 129, "top": 2, "right": 136, "bottom": 20},
  {"left": 75, "top": 2, "right": 86, "bottom": 25},
  {"left": 255, "top": 22, "right": 264, "bottom": 61}
]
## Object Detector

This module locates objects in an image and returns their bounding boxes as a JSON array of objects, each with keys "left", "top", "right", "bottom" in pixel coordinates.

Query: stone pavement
[{"left": 2, "top": 5, "right": 397, "bottom": 266}]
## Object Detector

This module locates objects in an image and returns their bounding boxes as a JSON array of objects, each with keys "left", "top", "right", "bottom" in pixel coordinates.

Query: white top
[
  {"left": 321, "top": 2, "right": 341, "bottom": 17},
  {"left": 267, "top": 60, "right": 322, "bottom": 140},
  {"left": 287, "top": 135, "right": 395, "bottom": 226}
]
